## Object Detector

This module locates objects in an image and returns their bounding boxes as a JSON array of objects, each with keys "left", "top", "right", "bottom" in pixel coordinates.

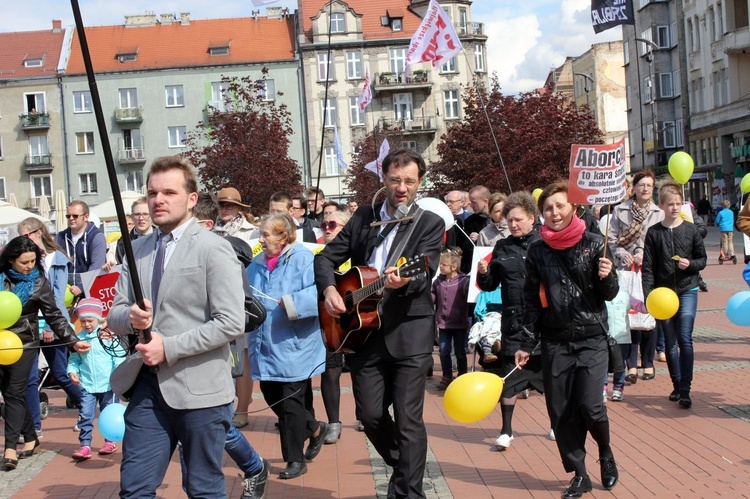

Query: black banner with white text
[{"left": 591, "top": 0, "right": 635, "bottom": 34}]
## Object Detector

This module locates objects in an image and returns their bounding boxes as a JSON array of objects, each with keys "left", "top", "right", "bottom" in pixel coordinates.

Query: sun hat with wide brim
[{"left": 217, "top": 187, "right": 250, "bottom": 209}]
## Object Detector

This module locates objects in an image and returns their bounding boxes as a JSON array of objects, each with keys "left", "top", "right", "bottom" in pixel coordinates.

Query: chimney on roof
[
  {"left": 125, "top": 12, "right": 158, "bottom": 25},
  {"left": 52, "top": 20, "right": 62, "bottom": 33},
  {"left": 160, "top": 13, "right": 174, "bottom": 24},
  {"left": 180, "top": 12, "right": 190, "bottom": 25},
  {"left": 267, "top": 6, "right": 282, "bottom": 19}
]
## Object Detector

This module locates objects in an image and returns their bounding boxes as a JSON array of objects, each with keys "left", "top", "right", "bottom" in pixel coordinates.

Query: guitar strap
[{"left": 385, "top": 207, "right": 424, "bottom": 270}]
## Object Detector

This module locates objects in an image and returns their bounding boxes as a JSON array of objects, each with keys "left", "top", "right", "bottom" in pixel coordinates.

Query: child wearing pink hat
[{"left": 68, "top": 298, "right": 126, "bottom": 460}]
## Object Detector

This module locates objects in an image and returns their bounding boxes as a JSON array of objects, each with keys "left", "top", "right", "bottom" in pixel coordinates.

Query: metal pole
[
  {"left": 69, "top": 0, "right": 151, "bottom": 342},
  {"left": 635, "top": 37, "right": 660, "bottom": 170}
]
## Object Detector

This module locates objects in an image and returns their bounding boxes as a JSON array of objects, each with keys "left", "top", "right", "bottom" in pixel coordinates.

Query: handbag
[
  {"left": 619, "top": 265, "right": 655, "bottom": 331},
  {"left": 229, "top": 340, "right": 244, "bottom": 378}
]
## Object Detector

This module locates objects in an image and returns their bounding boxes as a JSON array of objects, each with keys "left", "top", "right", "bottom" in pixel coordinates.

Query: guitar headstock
[{"left": 395, "top": 254, "right": 427, "bottom": 278}]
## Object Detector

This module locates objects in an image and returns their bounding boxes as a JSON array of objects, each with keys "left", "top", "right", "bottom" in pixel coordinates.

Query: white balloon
[
  {"left": 416, "top": 197, "right": 454, "bottom": 231},
  {"left": 598, "top": 213, "right": 611, "bottom": 236}
]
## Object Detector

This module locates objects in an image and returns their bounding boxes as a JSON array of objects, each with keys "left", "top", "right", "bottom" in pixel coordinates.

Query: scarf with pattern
[{"left": 616, "top": 201, "right": 649, "bottom": 252}]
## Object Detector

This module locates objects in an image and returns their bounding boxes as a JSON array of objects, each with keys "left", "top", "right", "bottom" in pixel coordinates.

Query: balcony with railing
[
  {"left": 724, "top": 26, "right": 750, "bottom": 53},
  {"left": 24, "top": 154, "right": 52, "bottom": 171},
  {"left": 373, "top": 71, "right": 431, "bottom": 93},
  {"left": 378, "top": 116, "right": 436, "bottom": 134},
  {"left": 115, "top": 107, "right": 143, "bottom": 123},
  {"left": 455, "top": 22, "right": 485, "bottom": 36},
  {"left": 118, "top": 147, "right": 146, "bottom": 165},
  {"left": 19, "top": 113, "right": 51, "bottom": 130}
]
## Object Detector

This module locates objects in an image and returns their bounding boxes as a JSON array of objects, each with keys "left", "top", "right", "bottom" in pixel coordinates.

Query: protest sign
[
  {"left": 568, "top": 138, "right": 628, "bottom": 206},
  {"left": 467, "top": 246, "right": 493, "bottom": 304},
  {"left": 81, "top": 267, "right": 121, "bottom": 317}
]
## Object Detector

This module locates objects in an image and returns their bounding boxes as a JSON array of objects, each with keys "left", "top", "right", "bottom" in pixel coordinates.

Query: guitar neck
[{"left": 350, "top": 266, "right": 404, "bottom": 306}]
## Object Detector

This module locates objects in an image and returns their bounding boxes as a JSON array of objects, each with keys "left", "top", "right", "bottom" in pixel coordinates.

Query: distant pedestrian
[{"left": 714, "top": 200, "right": 735, "bottom": 258}]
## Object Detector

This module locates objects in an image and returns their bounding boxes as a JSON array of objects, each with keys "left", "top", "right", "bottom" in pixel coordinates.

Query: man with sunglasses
[
  {"left": 115, "top": 197, "right": 154, "bottom": 264},
  {"left": 55, "top": 200, "right": 107, "bottom": 298}
]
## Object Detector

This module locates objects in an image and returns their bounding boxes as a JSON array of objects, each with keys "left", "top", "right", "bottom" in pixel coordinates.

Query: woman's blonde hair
[{"left": 18, "top": 217, "right": 68, "bottom": 258}]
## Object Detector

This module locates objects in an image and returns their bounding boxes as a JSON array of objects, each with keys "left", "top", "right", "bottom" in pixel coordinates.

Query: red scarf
[
  {"left": 540, "top": 215, "right": 586, "bottom": 250},
  {"left": 266, "top": 252, "right": 282, "bottom": 272}
]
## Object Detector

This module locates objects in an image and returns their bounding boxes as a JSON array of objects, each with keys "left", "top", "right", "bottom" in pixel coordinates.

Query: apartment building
[
  {"left": 296, "top": 0, "right": 488, "bottom": 201},
  {"left": 62, "top": 11, "right": 306, "bottom": 206},
  {"left": 0, "top": 21, "right": 69, "bottom": 225}
]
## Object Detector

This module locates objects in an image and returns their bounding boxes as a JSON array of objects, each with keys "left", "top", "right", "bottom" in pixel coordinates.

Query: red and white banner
[
  {"left": 365, "top": 138, "right": 390, "bottom": 183},
  {"left": 357, "top": 70, "right": 372, "bottom": 111},
  {"left": 406, "top": 0, "right": 463, "bottom": 68},
  {"left": 567, "top": 138, "right": 628, "bottom": 205}
]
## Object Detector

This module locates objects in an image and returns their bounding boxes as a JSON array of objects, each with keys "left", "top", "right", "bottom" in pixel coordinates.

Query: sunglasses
[
  {"left": 22, "top": 229, "right": 41, "bottom": 238},
  {"left": 65, "top": 214, "right": 84, "bottom": 220},
  {"left": 322, "top": 221, "right": 342, "bottom": 231}
]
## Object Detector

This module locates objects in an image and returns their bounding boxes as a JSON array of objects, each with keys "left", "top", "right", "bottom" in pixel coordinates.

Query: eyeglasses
[
  {"left": 65, "top": 214, "right": 83, "bottom": 220},
  {"left": 132, "top": 212, "right": 151, "bottom": 219},
  {"left": 22, "top": 229, "right": 41, "bottom": 238},
  {"left": 322, "top": 221, "right": 342, "bottom": 231},
  {"left": 291, "top": 206, "right": 305, "bottom": 211},
  {"left": 386, "top": 176, "right": 419, "bottom": 187}
]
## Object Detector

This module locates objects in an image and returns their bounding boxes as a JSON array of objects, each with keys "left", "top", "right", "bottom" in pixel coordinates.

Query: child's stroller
[{"left": 38, "top": 353, "right": 77, "bottom": 420}]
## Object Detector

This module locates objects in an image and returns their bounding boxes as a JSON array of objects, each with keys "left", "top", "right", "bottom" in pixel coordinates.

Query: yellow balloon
[
  {"left": 741, "top": 173, "right": 750, "bottom": 194},
  {"left": 667, "top": 152, "right": 694, "bottom": 185},
  {"left": 65, "top": 285, "right": 75, "bottom": 308},
  {"left": 0, "top": 330, "right": 23, "bottom": 365},
  {"left": 532, "top": 188, "right": 543, "bottom": 201},
  {"left": 646, "top": 287, "right": 679, "bottom": 320},
  {"left": 443, "top": 371, "right": 504, "bottom": 424},
  {"left": 106, "top": 232, "right": 122, "bottom": 244}
]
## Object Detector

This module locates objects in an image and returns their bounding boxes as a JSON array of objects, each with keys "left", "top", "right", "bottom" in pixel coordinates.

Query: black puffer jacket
[
  {"left": 2, "top": 273, "right": 79, "bottom": 347},
  {"left": 520, "top": 231, "right": 619, "bottom": 351},
  {"left": 477, "top": 230, "right": 541, "bottom": 356},
  {"left": 642, "top": 221, "right": 706, "bottom": 297}
]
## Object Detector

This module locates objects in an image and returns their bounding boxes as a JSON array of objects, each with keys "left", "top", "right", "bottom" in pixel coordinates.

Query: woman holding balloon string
[
  {"left": 516, "top": 180, "right": 619, "bottom": 498},
  {"left": 18, "top": 217, "right": 85, "bottom": 437},
  {"left": 642, "top": 182, "right": 706, "bottom": 408},
  {"left": 476, "top": 191, "right": 544, "bottom": 451},
  {"left": 607, "top": 170, "right": 663, "bottom": 382},
  {"left": 0, "top": 236, "right": 90, "bottom": 470}
]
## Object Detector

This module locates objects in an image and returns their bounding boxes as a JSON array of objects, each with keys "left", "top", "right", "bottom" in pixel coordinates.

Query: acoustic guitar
[{"left": 319, "top": 255, "right": 427, "bottom": 353}]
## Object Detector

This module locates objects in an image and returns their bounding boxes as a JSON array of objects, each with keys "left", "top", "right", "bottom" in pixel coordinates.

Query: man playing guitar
[{"left": 315, "top": 149, "right": 444, "bottom": 499}]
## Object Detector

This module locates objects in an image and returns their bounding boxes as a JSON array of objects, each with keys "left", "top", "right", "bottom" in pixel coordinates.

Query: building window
[
  {"left": 317, "top": 53, "right": 335, "bottom": 81},
  {"left": 402, "top": 140, "right": 417, "bottom": 151},
  {"left": 30, "top": 175, "right": 52, "bottom": 201},
  {"left": 259, "top": 80, "right": 276, "bottom": 101},
  {"left": 165, "top": 85, "right": 184, "bottom": 107},
  {"left": 168, "top": 126, "right": 187, "bottom": 148},
  {"left": 119, "top": 88, "right": 138, "bottom": 108},
  {"left": 29, "top": 135, "right": 48, "bottom": 162},
  {"left": 670, "top": 22, "right": 678, "bottom": 48},
  {"left": 709, "top": 8, "right": 716, "bottom": 42},
  {"left": 0, "top": 137, "right": 3, "bottom": 160},
  {"left": 441, "top": 57, "right": 457, "bottom": 73},
  {"left": 322, "top": 98, "right": 337, "bottom": 128},
  {"left": 346, "top": 51, "right": 362, "bottom": 80},
  {"left": 79, "top": 173, "right": 98, "bottom": 194},
  {"left": 76, "top": 132, "right": 95, "bottom": 154},
  {"left": 389, "top": 48, "right": 407, "bottom": 74},
  {"left": 623, "top": 41, "right": 629, "bottom": 65},
  {"left": 126, "top": 170, "right": 144, "bottom": 192},
  {"left": 694, "top": 16, "right": 701, "bottom": 50},
  {"left": 0, "top": 178, "right": 5, "bottom": 201},
  {"left": 392, "top": 18, "right": 403, "bottom": 31},
  {"left": 24, "top": 58, "right": 43, "bottom": 68},
  {"left": 209, "top": 46, "right": 229, "bottom": 56},
  {"left": 349, "top": 96, "right": 365, "bottom": 126},
  {"left": 638, "top": 30, "right": 653, "bottom": 56},
  {"left": 687, "top": 19, "right": 694, "bottom": 51},
  {"left": 644, "top": 76, "right": 652, "bottom": 103},
  {"left": 645, "top": 123, "right": 654, "bottom": 144},
  {"left": 658, "top": 73, "right": 673, "bottom": 98},
  {"left": 625, "top": 85, "right": 631, "bottom": 110},
  {"left": 393, "top": 93, "right": 413, "bottom": 121},
  {"left": 324, "top": 146, "right": 338, "bottom": 175},
  {"left": 24, "top": 92, "right": 46, "bottom": 114},
  {"left": 474, "top": 44, "right": 486, "bottom": 72},
  {"left": 656, "top": 25, "right": 670, "bottom": 48},
  {"left": 330, "top": 12, "right": 345, "bottom": 33},
  {"left": 672, "top": 70, "right": 681, "bottom": 97},
  {"left": 211, "top": 82, "right": 230, "bottom": 111},
  {"left": 717, "top": 2, "right": 724, "bottom": 39},
  {"left": 662, "top": 121, "right": 676, "bottom": 148},
  {"left": 73, "top": 91, "right": 92, "bottom": 113},
  {"left": 444, "top": 90, "right": 460, "bottom": 120}
]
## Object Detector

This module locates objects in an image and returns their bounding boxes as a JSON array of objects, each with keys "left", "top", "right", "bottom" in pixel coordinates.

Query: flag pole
[{"left": 70, "top": 0, "right": 151, "bottom": 343}]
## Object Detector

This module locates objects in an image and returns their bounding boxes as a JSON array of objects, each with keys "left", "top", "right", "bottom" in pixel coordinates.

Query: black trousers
[
  {"left": 1, "top": 347, "right": 38, "bottom": 450},
  {"left": 349, "top": 333, "right": 432, "bottom": 499},
  {"left": 542, "top": 335, "right": 611, "bottom": 475},
  {"left": 259, "top": 379, "right": 319, "bottom": 463}
]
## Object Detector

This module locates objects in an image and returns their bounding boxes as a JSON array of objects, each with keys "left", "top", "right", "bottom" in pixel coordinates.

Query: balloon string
[{"left": 502, "top": 341, "right": 541, "bottom": 381}]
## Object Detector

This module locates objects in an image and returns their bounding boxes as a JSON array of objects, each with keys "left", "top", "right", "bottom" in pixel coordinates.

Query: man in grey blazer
[{"left": 108, "top": 156, "right": 245, "bottom": 498}]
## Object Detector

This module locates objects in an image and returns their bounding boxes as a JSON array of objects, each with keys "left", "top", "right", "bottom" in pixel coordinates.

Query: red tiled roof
[
  {"left": 0, "top": 29, "right": 66, "bottom": 80},
  {"left": 301, "top": 0, "right": 423, "bottom": 42},
  {"left": 66, "top": 16, "right": 295, "bottom": 75}
]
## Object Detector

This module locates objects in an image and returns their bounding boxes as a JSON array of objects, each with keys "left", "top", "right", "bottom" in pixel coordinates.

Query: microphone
[
  {"left": 373, "top": 205, "right": 410, "bottom": 247},
  {"left": 394, "top": 204, "right": 409, "bottom": 220}
]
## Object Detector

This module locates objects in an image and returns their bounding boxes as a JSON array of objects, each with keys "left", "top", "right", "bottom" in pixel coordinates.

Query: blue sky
[{"left": 1, "top": 0, "right": 621, "bottom": 94}]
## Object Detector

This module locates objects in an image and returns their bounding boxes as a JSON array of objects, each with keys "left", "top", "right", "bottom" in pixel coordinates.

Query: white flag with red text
[
  {"left": 357, "top": 70, "right": 372, "bottom": 111},
  {"left": 365, "top": 138, "right": 390, "bottom": 183},
  {"left": 406, "top": 0, "right": 463, "bottom": 68}
]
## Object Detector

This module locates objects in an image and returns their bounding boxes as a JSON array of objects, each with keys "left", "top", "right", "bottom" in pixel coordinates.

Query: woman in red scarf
[{"left": 516, "top": 180, "right": 620, "bottom": 499}]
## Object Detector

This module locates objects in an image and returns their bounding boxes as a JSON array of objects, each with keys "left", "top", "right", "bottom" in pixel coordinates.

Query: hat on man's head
[
  {"left": 217, "top": 187, "right": 250, "bottom": 209},
  {"left": 76, "top": 298, "right": 104, "bottom": 321}
]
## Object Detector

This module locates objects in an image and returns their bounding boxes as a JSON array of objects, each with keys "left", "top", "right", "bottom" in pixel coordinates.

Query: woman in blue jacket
[
  {"left": 18, "top": 218, "right": 84, "bottom": 436},
  {"left": 246, "top": 213, "right": 326, "bottom": 480}
]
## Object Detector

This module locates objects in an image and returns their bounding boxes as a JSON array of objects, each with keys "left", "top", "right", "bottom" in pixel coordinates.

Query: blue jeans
[
  {"left": 438, "top": 328, "right": 467, "bottom": 379},
  {"left": 26, "top": 351, "right": 42, "bottom": 432},
  {"left": 660, "top": 290, "right": 698, "bottom": 395},
  {"left": 120, "top": 370, "right": 231, "bottom": 498},
  {"left": 79, "top": 389, "right": 117, "bottom": 447}
]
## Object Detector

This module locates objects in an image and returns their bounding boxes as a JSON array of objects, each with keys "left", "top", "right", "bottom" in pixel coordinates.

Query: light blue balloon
[
  {"left": 98, "top": 403, "right": 127, "bottom": 442},
  {"left": 726, "top": 291, "right": 750, "bottom": 327}
]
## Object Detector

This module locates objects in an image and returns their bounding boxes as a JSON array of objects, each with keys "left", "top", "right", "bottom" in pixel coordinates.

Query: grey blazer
[{"left": 108, "top": 219, "right": 245, "bottom": 410}]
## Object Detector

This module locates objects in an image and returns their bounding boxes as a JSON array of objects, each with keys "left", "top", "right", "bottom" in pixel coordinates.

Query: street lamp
[
  {"left": 573, "top": 72, "right": 595, "bottom": 110},
  {"left": 634, "top": 37, "right": 661, "bottom": 171}
]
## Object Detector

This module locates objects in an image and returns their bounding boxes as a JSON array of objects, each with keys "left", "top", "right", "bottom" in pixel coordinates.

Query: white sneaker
[
  {"left": 549, "top": 429, "right": 555, "bottom": 441},
  {"left": 611, "top": 389, "right": 624, "bottom": 402},
  {"left": 494, "top": 434, "right": 514, "bottom": 450},
  {"left": 603, "top": 389, "right": 608, "bottom": 404}
]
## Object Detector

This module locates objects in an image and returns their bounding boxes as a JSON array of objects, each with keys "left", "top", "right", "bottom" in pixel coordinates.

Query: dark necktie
[{"left": 151, "top": 233, "right": 172, "bottom": 304}]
